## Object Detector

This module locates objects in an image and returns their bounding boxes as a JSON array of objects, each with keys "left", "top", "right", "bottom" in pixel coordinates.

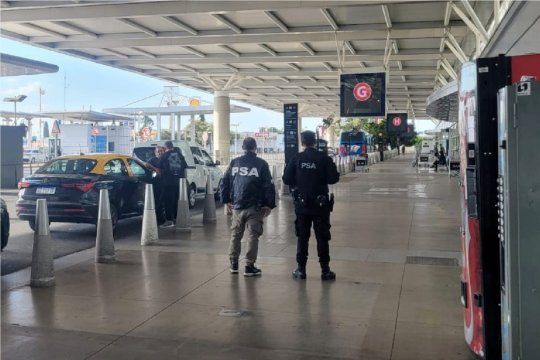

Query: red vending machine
[{"left": 458, "top": 54, "right": 540, "bottom": 359}]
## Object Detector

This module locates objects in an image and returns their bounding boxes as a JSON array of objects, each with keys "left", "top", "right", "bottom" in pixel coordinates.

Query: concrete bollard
[
  {"left": 202, "top": 174, "right": 217, "bottom": 224},
  {"left": 141, "top": 183, "right": 159, "bottom": 245},
  {"left": 175, "top": 177, "right": 191, "bottom": 232},
  {"left": 30, "top": 199, "right": 55, "bottom": 287},
  {"left": 95, "top": 188, "right": 115, "bottom": 263},
  {"left": 279, "top": 165, "right": 289, "bottom": 196}
]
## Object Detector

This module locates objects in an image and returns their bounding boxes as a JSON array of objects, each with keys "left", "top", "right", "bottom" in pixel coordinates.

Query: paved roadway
[{"left": 0, "top": 188, "right": 217, "bottom": 275}]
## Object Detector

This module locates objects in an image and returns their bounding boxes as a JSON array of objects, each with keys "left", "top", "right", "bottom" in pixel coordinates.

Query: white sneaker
[{"left": 160, "top": 221, "right": 175, "bottom": 228}]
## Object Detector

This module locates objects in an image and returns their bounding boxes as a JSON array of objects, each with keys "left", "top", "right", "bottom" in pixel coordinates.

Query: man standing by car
[
  {"left": 283, "top": 131, "right": 340, "bottom": 280},
  {"left": 145, "top": 146, "right": 165, "bottom": 224},
  {"left": 220, "top": 137, "right": 276, "bottom": 276},
  {"left": 158, "top": 141, "right": 188, "bottom": 228}
]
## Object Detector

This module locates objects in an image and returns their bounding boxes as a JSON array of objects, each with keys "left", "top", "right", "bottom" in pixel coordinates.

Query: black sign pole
[{"left": 284, "top": 103, "right": 299, "bottom": 165}]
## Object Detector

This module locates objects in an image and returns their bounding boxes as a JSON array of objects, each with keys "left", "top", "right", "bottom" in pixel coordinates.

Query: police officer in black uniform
[{"left": 283, "top": 131, "right": 340, "bottom": 280}]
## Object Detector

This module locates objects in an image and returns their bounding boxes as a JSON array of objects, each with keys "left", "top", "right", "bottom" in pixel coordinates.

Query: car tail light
[
  {"left": 62, "top": 182, "right": 95, "bottom": 193},
  {"left": 18, "top": 181, "right": 30, "bottom": 189}
]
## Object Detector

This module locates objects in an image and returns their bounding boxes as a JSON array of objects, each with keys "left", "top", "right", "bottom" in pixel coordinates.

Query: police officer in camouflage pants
[{"left": 221, "top": 137, "right": 276, "bottom": 276}]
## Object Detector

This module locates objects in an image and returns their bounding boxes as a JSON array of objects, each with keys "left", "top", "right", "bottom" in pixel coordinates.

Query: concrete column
[
  {"left": 213, "top": 91, "right": 230, "bottom": 163},
  {"left": 156, "top": 114, "right": 161, "bottom": 140},
  {"left": 169, "top": 114, "right": 175, "bottom": 140},
  {"left": 176, "top": 114, "right": 182, "bottom": 142},
  {"left": 327, "top": 124, "right": 336, "bottom": 149}
]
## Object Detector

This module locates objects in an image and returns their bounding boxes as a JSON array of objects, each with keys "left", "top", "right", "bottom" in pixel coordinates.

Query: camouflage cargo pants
[{"left": 229, "top": 206, "right": 264, "bottom": 265}]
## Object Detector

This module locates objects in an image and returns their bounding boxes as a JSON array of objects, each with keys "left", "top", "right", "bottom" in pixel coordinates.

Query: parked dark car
[
  {"left": 16, "top": 154, "right": 155, "bottom": 231},
  {"left": 1, "top": 198, "right": 9, "bottom": 250}
]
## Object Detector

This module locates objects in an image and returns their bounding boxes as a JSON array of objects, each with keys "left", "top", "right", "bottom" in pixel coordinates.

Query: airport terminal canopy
[
  {"left": 104, "top": 104, "right": 250, "bottom": 116},
  {"left": 0, "top": 0, "right": 506, "bottom": 119},
  {"left": 0, "top": 53, "right": 59, "bottom": 77},
  {"left": 0, "top": 110, "right": 133, "bottom": 123}
]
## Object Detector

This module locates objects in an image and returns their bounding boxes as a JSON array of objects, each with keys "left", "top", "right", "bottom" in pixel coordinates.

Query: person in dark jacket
[
  {"left": 283, "top": 131, "right": 340, "bottom": 280},
  {"left": 220, "top": 137, "right": 276, "bottom": 276},
  {"left": 145, "top": 146, "right": 165, "bottom": 224},
  {"left": 158, "top": 141, "right": 188, "bottom": 228}
]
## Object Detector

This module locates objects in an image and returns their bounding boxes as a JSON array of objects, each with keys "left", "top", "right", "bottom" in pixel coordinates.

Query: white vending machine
[{"left": 497, "top": 80, "right": 540, "bottom": 360}]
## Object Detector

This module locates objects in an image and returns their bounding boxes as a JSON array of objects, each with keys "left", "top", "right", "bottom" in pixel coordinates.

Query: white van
[
  {"left": 133, "top": 140, "right": 223, "bottom": 208},
  {"left": 23, "top": 148, "right": 48, "bottom": 163}
]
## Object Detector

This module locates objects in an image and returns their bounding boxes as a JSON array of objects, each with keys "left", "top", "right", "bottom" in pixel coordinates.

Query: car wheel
[
  {"left": 188, "top": 185, "right": 196, "bottom": 209},
  {"left": 1, "top": 227, "right": 8, "bottom": 250}
]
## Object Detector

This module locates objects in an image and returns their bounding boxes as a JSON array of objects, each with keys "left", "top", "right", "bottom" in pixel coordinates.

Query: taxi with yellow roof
[{"left": 16, "top": 153, "right": 155, "bottom": 231}]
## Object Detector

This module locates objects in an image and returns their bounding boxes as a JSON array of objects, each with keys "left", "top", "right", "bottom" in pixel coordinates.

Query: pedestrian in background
[
  {"left": 145, "top": 146, "right": 165, "bottom": 224},
  {"left": 283, "top": 131, "right": 340, "bottom": 280},
  {"left": 158, "top": 141, "right": 188, "bottom": 228},
  {"left": 220, "top": 137, "right": 276, "bottom": 276}
]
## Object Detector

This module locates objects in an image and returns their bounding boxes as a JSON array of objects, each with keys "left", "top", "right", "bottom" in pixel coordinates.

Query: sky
[{"left": 1, "top": 38, "right": 435, "bottom": 137}]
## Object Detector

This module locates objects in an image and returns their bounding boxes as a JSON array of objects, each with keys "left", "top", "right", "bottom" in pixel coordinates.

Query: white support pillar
[
  {"left": 213, "top": 90, "right": 230, "bottom": 163},
  {"left": 169, "top": 114, "right": 175, "bottom": 140},
  {"left": 327, "top": 124, "right": 336, "bottom": 149},
  {"left": 156, "top": 114, "right": 161, "bottom": 140},
  {"left": 176, "top": 114, "right": 182, "bottom": 142}
]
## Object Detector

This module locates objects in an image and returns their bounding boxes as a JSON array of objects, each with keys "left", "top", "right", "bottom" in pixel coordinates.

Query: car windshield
[
  {"left": 133, "top": 146, "right": 182, "bottom": 162},
  {"left": 37, "top": 158, "right": 97, "bottom": 175}
]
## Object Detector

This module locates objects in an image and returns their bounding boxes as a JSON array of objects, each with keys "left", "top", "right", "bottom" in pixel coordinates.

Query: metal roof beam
[
  {"left": 162, "top": 16, "right": 198, "bottom": 35},
  {"left": 264, "top": 10, "right": 288, "bottom": 32},
  {"left": 52, "top": 21, "right": 98, "bottom": 38},
  {"left": 0, "top": 1, "right": 388, "bottom": 22},
  {"left": 117, "top": 18, "right": 157, "bottom": 37},
  {"left": 258, "top": 43, "right": 277, "bottom": 56},
  {"left": 20, "top": 23, "right": 67, "bottom": 39},
  {"left": 211, "top": 13, "right": 242, "bottom": 34},
  {"left": 321, "top": 8, "right": 339, "bottom": 30},
  {"left": 181, "top": 45, "right": 206, "bottom": 57},
  {"left": 218, "top": 44, "right": 240, "bottom": 57},
  {"left": 40, "top": 21, "right": 466, "bottom": 48},
  {"left": 451, "top": 3, "right": 488, "bottom": 42},
  {"left": 146, "top": 68, "right": 437, "bottom": 77},
  {"left": 300, "top": 42, "right": 316, "bottom": 56},
  {"left": 129, "top": 47, "right": 156, "bottom": 58},
  {"left": 381, "top": 5, "right": 392, "bottom": 28},
  {"left": 98, "top": 50, "right": 452, "bottom": 64}
]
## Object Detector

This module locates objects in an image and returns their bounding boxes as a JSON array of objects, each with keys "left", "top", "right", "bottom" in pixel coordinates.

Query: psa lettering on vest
[
  {"left": 231, "top": 167, "right": 259, "bottom": 177},
  {"left": 301, "top": 162, "right": 317, "bottom": 169}
]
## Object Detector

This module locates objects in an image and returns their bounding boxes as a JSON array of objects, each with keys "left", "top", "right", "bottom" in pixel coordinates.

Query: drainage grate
[{"left": 406, "top": 256, "right": 459, "bottom": 267}]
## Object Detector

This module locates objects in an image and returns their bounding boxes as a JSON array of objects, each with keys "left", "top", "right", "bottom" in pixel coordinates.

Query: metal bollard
[
  {"left": 202, "top": 174, "right": 217, "bottom": 224},
  {"left": 141, "top": 183, "right": 159, "bottom": 245},
  {"left": 95, "top": 188, "right": 115, "bottom": 263},
  {"left": 175, "top": 178, "right": 191, "bottom": 232},
  {"left": 30, "top": 199, "right": 55, "bottom": 287}
]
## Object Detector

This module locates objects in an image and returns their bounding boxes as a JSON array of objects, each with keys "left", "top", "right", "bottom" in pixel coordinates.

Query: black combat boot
[
  {"left": 320, "top": 263, "right": 336, "bottom": 281},
  {"left": 292, "top": 265, "right": 307, "bottom": 280},
  {"left": 244, "top": 264, "right": 262, "bottom": 277}
]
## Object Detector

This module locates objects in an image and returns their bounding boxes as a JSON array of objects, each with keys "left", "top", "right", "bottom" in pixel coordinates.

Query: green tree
[
  {"left": 140, "top": 115, "right": 154, "bottom": 130},
  {"left": 183, "top": 115, "right": 212, "bottom": 144}
]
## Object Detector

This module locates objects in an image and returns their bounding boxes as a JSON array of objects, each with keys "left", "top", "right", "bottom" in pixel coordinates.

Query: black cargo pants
[{"left": 295, "top": 209, "right": 331, "bottom": 266}]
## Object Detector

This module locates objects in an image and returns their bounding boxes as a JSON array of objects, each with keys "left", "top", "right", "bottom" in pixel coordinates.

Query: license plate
[{"left": 36, "top": 187, "right": 56, "bottom": 195}]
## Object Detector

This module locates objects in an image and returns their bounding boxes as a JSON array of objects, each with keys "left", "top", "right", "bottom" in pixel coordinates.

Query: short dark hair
[
  {"left": 164, "top": 140, "right": 174, "bottom": 149},
  {"left": 242, "top": 137, "right": 257, "bottom": 151},
  {"left": 301, "top": 131, "right": 316, "bottom": 147}
]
